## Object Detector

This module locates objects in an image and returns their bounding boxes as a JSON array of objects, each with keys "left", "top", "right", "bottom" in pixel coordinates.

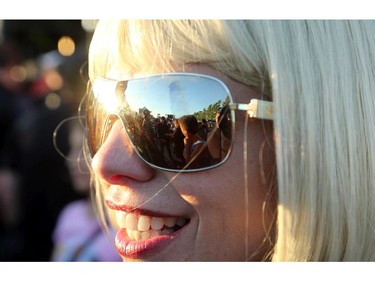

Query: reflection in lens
[
  {"left": 120, "top": 74, "right": 234, "bottom": 171},
  {"left": 87, "top": 74, "right": 234, "bottom": 171}
]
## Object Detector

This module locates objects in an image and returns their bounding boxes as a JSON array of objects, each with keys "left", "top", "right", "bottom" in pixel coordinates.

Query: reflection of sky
[{"left": 125, "top": 75, "right": 229, "bottom": 118}]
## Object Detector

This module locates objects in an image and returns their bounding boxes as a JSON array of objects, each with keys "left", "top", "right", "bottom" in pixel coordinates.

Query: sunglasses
[{"left": 84, "top": 73, "right": 273, "bottom": 172}]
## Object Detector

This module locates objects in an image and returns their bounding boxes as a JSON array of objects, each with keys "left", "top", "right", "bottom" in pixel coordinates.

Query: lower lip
[{"left": 115, "top": 228, "right": 178, "bottom": 259}]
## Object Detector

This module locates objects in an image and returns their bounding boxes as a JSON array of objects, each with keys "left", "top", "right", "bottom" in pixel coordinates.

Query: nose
[{"left": 91, "top": 118, "right": 156, "bottom": 184}]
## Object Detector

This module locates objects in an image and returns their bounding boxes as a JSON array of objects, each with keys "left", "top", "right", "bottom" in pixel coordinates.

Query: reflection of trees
[{"left": 193, "top": 98, "right": 229, "bottom": 121}]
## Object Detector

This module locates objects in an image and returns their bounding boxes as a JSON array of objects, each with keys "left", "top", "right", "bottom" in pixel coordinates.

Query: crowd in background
[{"left": 0, "top": 20, "right": 120, "bottom": 261}]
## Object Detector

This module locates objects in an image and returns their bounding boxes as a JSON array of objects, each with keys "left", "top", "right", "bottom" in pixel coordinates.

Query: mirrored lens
[{"left": 86, "top": 74, "right": 234, "bottom": 172}]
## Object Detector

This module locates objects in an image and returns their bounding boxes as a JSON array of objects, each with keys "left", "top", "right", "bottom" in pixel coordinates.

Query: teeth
[
  {"left": 126, "top": 213, "right": 138, "bottom": 230},
  {"left": 165, "top": 217, "right": 177, "bottom": 227},
  {"left": 141, "top": 230, "right": 151, "bottom": 240},
  {"left": 133, "top": 230, "right": 141, "bottom": 241},
  {"left": 115, "top": 211, "right": 187, "bottom": 241},
  {"left": 138, "top": 215, "right": 151, "bottom": 231},
  {"left": 116, "top": 211, "right": 127, "bottom": 228},
  {"left": 151, "top": 217, "right": 164, "bottom": 230},
  {"left": 150, "top": 229, "right": 161, "bottom": 238}
]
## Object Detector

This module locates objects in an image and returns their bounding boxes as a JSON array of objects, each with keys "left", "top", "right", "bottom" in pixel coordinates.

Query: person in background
[
  {"left": 197, "top": 118, "right": 208, "bottom": 141},
  {"left": 178, "top": 115, "right": 211, "bottom": 169},
  {"left": 0, "top": 53, "right": 81, "bottom": 261},
  {"left": 207, "top": 107, "right": 231, "bottom": 164},
  {"left": 169, "top": 119, "right": 185, "bottom": 167}
]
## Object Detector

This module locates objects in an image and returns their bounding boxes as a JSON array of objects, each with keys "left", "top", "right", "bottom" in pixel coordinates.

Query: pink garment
[{"left": 52, "top": 199, "right": 121, "bottom": 261}]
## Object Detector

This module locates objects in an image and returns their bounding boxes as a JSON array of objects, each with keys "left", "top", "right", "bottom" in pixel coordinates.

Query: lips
[{"left": 105, "top": 200, "right": 189, "bottom": 259}]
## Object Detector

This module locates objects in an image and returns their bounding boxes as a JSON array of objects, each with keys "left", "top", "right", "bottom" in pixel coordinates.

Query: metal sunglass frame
[{"left": 83, "top": 73, "right": 274, "bottom": 173}]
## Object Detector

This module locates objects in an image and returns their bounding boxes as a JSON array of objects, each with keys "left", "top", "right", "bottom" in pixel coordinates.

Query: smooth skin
[{"left": 91, "top": 64, "right": 276, "bottom": 261}]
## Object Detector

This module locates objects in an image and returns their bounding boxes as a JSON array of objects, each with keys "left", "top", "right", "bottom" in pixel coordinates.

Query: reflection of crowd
[
  {"left": 178, "top": 115, "right": 211, "bottom": 169},
  {"left": 127, "top": 106, "right": 231, "bottom": 170}
]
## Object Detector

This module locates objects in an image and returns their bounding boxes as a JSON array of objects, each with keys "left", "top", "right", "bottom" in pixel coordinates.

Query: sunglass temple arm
[{"left": 230, "top": 99, "right": 274, "bottom": 120}]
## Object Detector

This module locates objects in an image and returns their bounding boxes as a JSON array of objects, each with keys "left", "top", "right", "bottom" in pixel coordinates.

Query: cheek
[
  {"left": 169, "top": 119, "right": 275, "bottom": 208},
  {"left": 185, "top": 172, "right": 243, "bottom": 208},
  {"left": 168, "top": 164, "right": 263, "bottom": 222},
  {"left": 171, "top": 117, "right": 276, "bottom": 227}
]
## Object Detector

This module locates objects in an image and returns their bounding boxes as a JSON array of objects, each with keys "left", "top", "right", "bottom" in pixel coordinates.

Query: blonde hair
[{"left": 88, "top": 20, "right": 375, "bottom": 261}]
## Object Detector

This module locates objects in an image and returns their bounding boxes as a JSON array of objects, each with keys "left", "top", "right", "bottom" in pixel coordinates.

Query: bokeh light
[
  {"left": 81, "top": 20, "right": 97, "bottom": 32},
  {"left": 44, "top": 69, "right": 63, "bottom": 91},
  {"left": 45, "top": 92, "right": 61, "bottom": 110},
  {"left": 57, "top": 36, "right": 75, "bottom": 56},
  {"left": 9, "top": 65, "right": 27, "bottom": 82}
]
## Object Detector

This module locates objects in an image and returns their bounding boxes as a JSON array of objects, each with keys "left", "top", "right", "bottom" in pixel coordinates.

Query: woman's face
[{"left": 91, "top": 64, "right": 276, "bottom": 261}]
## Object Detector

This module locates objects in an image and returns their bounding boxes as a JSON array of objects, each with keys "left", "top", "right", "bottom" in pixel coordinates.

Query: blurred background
[{"left": 0, "top": 20, "right": 100, "bottom": 261}]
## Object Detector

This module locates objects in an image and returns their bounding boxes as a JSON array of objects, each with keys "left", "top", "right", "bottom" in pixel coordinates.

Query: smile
[{"left": 115, "top": 211, "right": 189, "bottom": 241}]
